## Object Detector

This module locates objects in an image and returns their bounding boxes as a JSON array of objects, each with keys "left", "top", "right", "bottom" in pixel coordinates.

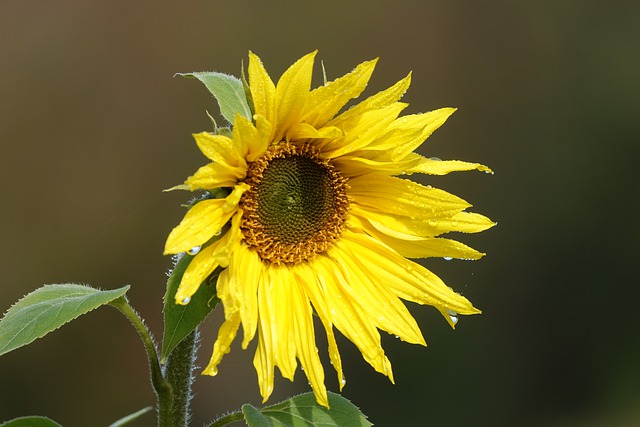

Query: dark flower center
[{"left": 240, "top": 143, "right": 349, "bottom": 264}]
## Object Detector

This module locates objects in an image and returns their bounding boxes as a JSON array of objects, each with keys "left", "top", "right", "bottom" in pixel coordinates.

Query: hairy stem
[
  {"left": 110, "top": 297, "right": 173, "bottom": 426},
  {"left": 164, "top": 329, "right": 198, "bottom": 426}
]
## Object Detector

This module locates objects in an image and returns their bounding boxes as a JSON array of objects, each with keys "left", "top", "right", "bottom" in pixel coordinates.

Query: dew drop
[
  {"left": 340, "top": 376, "right": 347, "bottom": 386},
  {"left": 428, "top": 218, "right": 439, "bottom": 227},
  {"left": 400, "top": 170, "right": 407, "bottom": 175},
  {"left": 181, "top": 296, "right": 191, "bottom": 304},
  {"left": 214, "top": 229, "right": 222, "bottom": 236},
  {"left": 443, "top": 257, "right": 453, "bottom": 261},
  {"left": 451, "top": 220, "right": 459, "bottom": 227},
  {"left": 187, "top": 246, "right": 201, "bottom": 255},
  {"left": 446, "top": 309, "right": 459, "bottom": 325},
  {"left": 430, "top": 156, "right": 442, "bottom": 161}
]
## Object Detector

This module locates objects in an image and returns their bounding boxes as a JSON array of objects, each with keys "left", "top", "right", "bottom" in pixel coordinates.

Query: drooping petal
[
  {"left": 268, "top": 266, "right": 297, "bottom": 381},
  {"left": 253, "top": 271, "right": 277, "bottom": 402},
  {"left": 314, "top": 255, "right": 393, "bottom": 381},
  {"left": 331, "top": 240, "right": 426, "bottom": 346},
  {"left": 294, "top": 262, "right": 345, "bottom": 391},
  {"left": 202, "top": 281, "right": 241, "bottom": 376},
  {"left": 289, "top": 273, "right": 328, "bottom": 407},
  {"left": 228, "top": 244, "right": 261, "bottom": 349}
]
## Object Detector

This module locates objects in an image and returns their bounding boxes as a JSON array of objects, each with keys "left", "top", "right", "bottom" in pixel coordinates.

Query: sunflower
[{"left": 164, "top": 51, "right": 494, "bottom": 407}]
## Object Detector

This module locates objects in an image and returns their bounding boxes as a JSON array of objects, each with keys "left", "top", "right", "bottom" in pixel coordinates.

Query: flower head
[{"left": 165, "top": 51, "right": 494, "bottom": 407}]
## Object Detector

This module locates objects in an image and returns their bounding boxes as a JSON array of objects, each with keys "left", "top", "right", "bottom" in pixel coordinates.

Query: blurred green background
[{"left": 1, "top": 1, "right": 639, "bottom": 426}]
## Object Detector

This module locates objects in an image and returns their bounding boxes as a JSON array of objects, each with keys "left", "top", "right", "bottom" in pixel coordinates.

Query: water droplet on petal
[
  {"left": 428, "top": 219, "right": 439, "bottom": 227},
  {"left": 340, "top": 376, "right": 347, "bottom": 386},
  {"left": 451, "top": 220, "right": 459, "bottom": 227},
  {"left": 181, "top": 296, "right": 191, "bottom": 304},
  {"left": 446, "top": 309, "right": 459, "bottom": 325},
  {"left": 443, "top": 257, "right": 453, "bottom": 261},
  {"left": 214, "top": 229, "right": 222, "bottom": 236},
  {"left": 430, "top": 157, "right": 442, "bottom": 161},
  {"left": 187, "top": 246, "right": 201, "bottom": 255},
  {"left": 400, "top": 170, "right": 407, "bottom": 175}
]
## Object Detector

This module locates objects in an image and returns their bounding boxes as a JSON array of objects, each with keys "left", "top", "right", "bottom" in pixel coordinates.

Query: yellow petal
[
  {"left": 360, "top": 108, "right": 456, "bottom": 159},
  {"left": 193, "top": 132, "right": 245, "bottom": 169},
  {"left": 232, "top": 114, "right": 271, "bottom": 162},
  {"left": 349, "top": 174, "right": 471, "bottom": 219},
  {"left": 185, "top": 162, "right": 242, "bottom": 190},
  {"left": 294, "top": 262, "right": 345, "bottom": 391},
  {"left": 408, "top": 156, "right": 493, "bottom": 175},
  {"left": 331, "top": 153, "right": 421, "bottom": 178},
  {"left": 373, "top": 230, "right": 484, "bottom": 260},
  {"left": 331, "top": 240, "right": 426, "bottom": 346},
  {"left": 343, "top": 230, "right": 480, "bottom": 315},
  {"left": 174, "top": 211, "right": 244, "bottom": 303},
  {"left": 248, "top": 52, "right": 276, "bottom": 128},
  {"left": 290, "top": 275, "right": 328, "bottom": 408},
  {"left": 253, "top": 312, "right": 275, "bottom": 402},
  {"left": 269, "top": 266, "right": 297, "bottom": 381},
  {"left": 164, "top": 184, "right": 248, "bottom": 255},
  {"left": 275, "top": 51, "right": 317, "bottom": 142},
  {"left": 320, "top": 103, "right": 407, "bottom": 158},
  {"left": 315, "top": 255, "right": 392, "bottom": 379},
  {"left": 164, "top": 199, "right": 232, "bottom": 254},
  {"left": 301, "top": 58, "right": 378, "bottom": 128},
  {"left": 287, "top": 122, "right": 343, "bottom": 140},
  {"left": 332, "top": 72, "right": 411, "bottom": 126},
  {"left": 229, "top": 244, "right": 261, "bottom": 349},
  {"left": 247, "top": 114, "right": 272, "bottom": 162},
  {"left": 202, "top": 307, "right": 241, "bottom": 376}
]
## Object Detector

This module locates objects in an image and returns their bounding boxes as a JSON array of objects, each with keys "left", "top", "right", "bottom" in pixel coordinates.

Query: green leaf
[
  {"left": 0, "top": 416, "right": 63, "bottom": 426},
  {"left": 241, "top": 392, "right": 373, "bottom": 427},
  {"left": 107, "top": 406, "right": 153, "bottom": 427},
  {"left": 161, "top": 254, "right": 219, "bottom": 363},
  {"left": 0, "top": 284, "right": 130, "bottom": 358},
  {"left": 178, "top": 72, "right": 252, "bottom": 125}
]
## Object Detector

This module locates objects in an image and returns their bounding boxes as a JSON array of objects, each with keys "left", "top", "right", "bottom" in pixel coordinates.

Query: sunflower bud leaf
[
  {"left": 177, "top": 71, "right": 252, "bottom": 125},
  {"left": 0, "top": 284, "right": 130, "bottom": 358},
  {"left": 241, "top": 392, "right": 372, "bottom": 427}
]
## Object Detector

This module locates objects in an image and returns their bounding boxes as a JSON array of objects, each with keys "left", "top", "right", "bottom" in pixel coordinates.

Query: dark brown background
[{"left": 1, "top": 1, "right": 639, "bottom": 426}]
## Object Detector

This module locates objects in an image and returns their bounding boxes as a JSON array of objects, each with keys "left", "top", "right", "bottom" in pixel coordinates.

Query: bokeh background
[{"left": 1, "top": 1, "right": 639, "bottom": 426}]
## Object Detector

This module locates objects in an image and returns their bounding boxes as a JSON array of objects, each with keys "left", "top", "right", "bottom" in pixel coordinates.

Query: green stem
[
  {"left": 110, "top": 297, "right": 173, "bottom": 426},
  {"left": 206, "top": 410, "right": 245, "bottom": 427},
  {"left": 163, "top": 329, "right": 198, "bottom": 426}
]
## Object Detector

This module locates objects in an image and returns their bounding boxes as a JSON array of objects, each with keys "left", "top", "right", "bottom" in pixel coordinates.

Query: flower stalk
[{"left": 109, "top": 296, "right": 174, "bottom": 426}]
